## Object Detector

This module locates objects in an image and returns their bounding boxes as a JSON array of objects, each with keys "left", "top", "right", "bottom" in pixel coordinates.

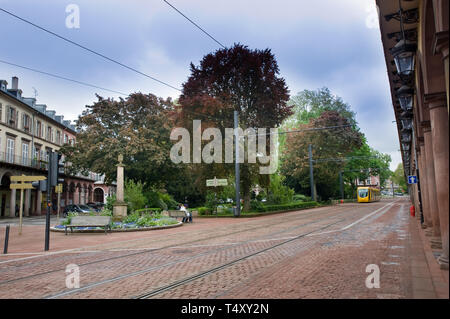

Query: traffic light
[
  {"left": 50, "top": 152, "right": 65, "bottom": 187},
  {"left": 31, "top": 179, "right": 47, "bottom": 192}
]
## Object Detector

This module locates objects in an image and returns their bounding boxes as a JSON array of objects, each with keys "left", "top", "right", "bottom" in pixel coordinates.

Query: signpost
[
  {"left": 408, "top": 175, "right": 417, "bottom": 184},
  {"left": 206, "top": 177, "right": 228, "bottom": 214},
  {"left": 206, "top": 177, "right": 228, "bottom": 187},
  {"left": 10, "top": 175, "right": 46, "bottom": 235}
]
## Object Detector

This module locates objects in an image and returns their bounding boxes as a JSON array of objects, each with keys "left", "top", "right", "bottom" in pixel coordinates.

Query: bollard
[{"left": 3, "top": 225, "right": 10, "bottom": 254}]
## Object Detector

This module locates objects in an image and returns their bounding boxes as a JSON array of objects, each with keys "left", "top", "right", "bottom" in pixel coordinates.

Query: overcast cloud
[{"left": 0, "top": 0, "right": 401, "bottom": 170}]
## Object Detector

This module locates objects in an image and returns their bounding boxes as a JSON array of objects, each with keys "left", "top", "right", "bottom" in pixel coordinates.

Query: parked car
[
  {"left": 63, "top": 204, "right": 96, "bottom": 217},
  {"left": 87, "top": 202, "right": 105, "bottom": 212}
]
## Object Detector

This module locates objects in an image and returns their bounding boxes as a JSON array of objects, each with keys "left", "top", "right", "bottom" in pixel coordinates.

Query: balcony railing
[
  {"left": 0, "top": 151, "right": 48, "bottom": 169},
  {"left": 0, "top": 151, "right": 97, "bottom": 181}
]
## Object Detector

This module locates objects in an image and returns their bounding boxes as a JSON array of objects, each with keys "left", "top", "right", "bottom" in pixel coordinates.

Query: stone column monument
[{"left": 113, "top": 154, "right": 128, "bottom": 218}]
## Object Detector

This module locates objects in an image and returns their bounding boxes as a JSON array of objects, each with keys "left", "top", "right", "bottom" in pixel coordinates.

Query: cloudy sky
[{"left": 0, "top": 0, "right": 401, "bottom": 170}]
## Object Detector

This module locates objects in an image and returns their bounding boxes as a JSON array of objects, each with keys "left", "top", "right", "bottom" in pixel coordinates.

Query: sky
[{"left": 0, "top": 0, "right": 401, "bottom": 171}]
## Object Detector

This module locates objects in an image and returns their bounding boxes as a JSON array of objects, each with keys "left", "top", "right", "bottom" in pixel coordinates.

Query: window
[
  {"left": 56, "top": 131, "right": 61, "bottom": 145},
  {"left": 22, "top": 142, "right": 29, "bottom": 165},
  {"left": 6, "top": 138, "right": 15, "bottom": 163},
  {"left": 22, "top": 114, "right": 31, "bottom": 132},
  {"left": 358, "top": 188, "right": 368, "bottom": 198},
  {"left": 47, "top": 126, "right": 52, "bottom": 142},
  {"left": 36, "top": 121, "right": 42, "bottom": 137},
  {"left": 64, "top": 134, "right": 68, "bottom": 144},
  {"left": 6, "top": 106, "right": 17, "bottom": 127}
]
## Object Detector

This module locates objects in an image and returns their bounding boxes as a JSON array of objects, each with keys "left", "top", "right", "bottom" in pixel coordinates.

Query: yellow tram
[{"left": 357, "top": 187, "right": 381, "bottom": 203}]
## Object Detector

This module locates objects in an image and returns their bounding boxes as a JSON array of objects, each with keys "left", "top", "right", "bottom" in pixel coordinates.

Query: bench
[
  {"left": 65, "top": 216, "right": 112, "bottom": 235},
  {"left": 167, "top": 210, "right": 187, "bottom": 219}
]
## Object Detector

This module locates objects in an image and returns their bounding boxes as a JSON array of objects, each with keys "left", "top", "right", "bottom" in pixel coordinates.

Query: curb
[{"left": 50, "top": 221, "right": 183, "bottom": 233}]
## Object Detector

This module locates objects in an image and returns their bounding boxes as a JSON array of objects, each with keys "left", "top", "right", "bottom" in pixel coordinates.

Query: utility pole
[
  {"left": 45, "top": 151, "right": 52, "bottom": 251},
  {"left": 339, "top": 171, "right": 344, "bottom": 200},
  {"left": 234, "top": 110, "right": 240, "bottom": 217},
  {"left": 309, "top": 144, "right": 315, "bottom": 201}
]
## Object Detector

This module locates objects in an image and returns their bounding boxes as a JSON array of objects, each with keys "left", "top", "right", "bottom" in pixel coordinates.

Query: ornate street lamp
[
  {"left": 401, "top": 132, "right": 411, "bottom": 143},
  {"left": 391, "top": 39, "right": 417, "bottom": 77},
  {"left": 402, "top": 143, "right": 410, "bottom": 151},
  {"left": 400, "top": 117, "right": 413, "bottom": 132},
  {"left": 396, "top": 85, "right": 414, "bottom": 111},
  {"left": 390, "top": 0, "right": 417, "bottom": 78}
]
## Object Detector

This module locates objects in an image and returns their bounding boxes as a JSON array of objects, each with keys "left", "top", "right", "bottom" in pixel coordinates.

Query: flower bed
[{"left": 51, "top": 211, "right": 182, "bottom": 233}]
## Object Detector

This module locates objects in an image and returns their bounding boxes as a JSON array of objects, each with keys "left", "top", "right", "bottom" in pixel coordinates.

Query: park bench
[
  {"left": 65, "top": 215, "right": 112, "bottom": 235},
  {"left": 167, "top": 210, "right": 187, "bottom": 220}
]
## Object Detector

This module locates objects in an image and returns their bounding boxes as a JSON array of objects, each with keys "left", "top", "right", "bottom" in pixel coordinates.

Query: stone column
[
  {"left": 73, "top": 188, "right": 79, "bottom": 205},
  {"left": 429, "top": 95, "right": 449, "bottom": 269},
  {"left": 24, "top": 189, "right": 31, "bottom": 217},
  {"left": 36, "top": 190, "right": 42, "bottom": 216},
  {"left": 9, "top": 188, "right": 16, "bottom": 218},
  {"left": 418, "top": 141, "right": 433, "bottom": 229},
  {"left": 113, "top": 154, "right": 127, "bottom": 218},
  {"left": 423, "top": 128, "right": 441, "bottom": 244}
]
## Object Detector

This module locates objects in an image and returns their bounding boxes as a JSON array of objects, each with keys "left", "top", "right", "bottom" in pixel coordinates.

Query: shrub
[
  {"left": 293, "top": 194, "right": 310, "bottom": 202},
  {"left": 267, "top": 175, "right": 294, "bottom": 204},
  {"left": 124, "top": 180, "right": 147, "bottom": 212},
  {"left": 198, "top": 207, "right": 211, "bottom": 216}
]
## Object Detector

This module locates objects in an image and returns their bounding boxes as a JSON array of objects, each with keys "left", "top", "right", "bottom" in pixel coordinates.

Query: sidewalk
[{"left": 409, "top": 215, "right": 449, "bottom": 299}]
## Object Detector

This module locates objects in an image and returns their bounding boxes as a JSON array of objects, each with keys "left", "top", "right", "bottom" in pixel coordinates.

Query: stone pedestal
[
  {"left": 113, "top": 155, "right": 127, "bottom": 218},
  {"left": 113, "top": 202, "right": 128, "bottom": 218}
]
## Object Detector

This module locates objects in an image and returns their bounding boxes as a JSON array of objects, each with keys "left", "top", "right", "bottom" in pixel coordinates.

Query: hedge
[
  {"left": 253, "top": 201, "right": 319, "bottom": 212},
  {"left": 134, "top": 207, "right": 162, "bottom": 214}
]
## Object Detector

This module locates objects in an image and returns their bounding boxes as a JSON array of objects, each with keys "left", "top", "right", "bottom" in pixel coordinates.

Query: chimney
[{"left": 11, "top": 76, "right": 18, "bottom": 90}]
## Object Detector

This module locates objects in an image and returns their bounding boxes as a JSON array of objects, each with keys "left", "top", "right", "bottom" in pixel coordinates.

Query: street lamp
[
  {"left": 401, "top": 132, "right": 411, "bottom": 143},
  {"left": 400, "top": 118, "right": 413, "bottom": 132},
  {"left": 391, "top": 39, "right": 417, "bottom": 77},
  {"left": 396, "top": 85, "right": 414, "bottom": 111}
]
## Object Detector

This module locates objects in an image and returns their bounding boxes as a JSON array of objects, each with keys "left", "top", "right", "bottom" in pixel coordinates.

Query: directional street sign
[
  {"left": 206, "top": 177, "right": 228, "bottom": 187},
  {"left": 408, "top": 175, "right": 418, "bottom": 184}
]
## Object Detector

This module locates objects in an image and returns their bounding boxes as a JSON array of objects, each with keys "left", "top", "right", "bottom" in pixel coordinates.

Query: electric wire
[
  {"left": 0, "top": 59, "right": 128, "bottom": 96},
  {"left": 0, "top": 7, "right": 182, "bottom": 92},
  {"left": 162, "top": 0, "right": 226, "bottom": 49}
]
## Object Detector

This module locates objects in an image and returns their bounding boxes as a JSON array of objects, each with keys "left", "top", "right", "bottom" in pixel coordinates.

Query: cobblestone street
[{"left": 0, "top": 198, "right": 448, "bottom": 299}]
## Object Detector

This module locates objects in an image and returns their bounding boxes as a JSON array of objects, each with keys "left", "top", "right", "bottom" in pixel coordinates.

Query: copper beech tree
[{"left": 176, "top": 44, "right": 292, "bottom": 211}]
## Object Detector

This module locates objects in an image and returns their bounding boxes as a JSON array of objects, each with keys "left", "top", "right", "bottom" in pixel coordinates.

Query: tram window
[{"left": 359, "top": 189, "right": 368, "bottom": 198}]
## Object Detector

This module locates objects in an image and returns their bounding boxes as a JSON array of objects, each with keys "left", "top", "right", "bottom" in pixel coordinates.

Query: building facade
[
  {"left": 0, "top": 76, "right": 114, "bottom": 217},
  {"left": 376, "top": 0, "right": 448, "bottom": 269}
]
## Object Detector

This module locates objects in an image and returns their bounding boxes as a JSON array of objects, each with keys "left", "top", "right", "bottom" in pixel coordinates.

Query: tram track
[
  {"left": 0, "top": 204, "right": 348, "bottom": 286},
  {"left": 45, "top": 216, "right": 344, "bottom": 299}
]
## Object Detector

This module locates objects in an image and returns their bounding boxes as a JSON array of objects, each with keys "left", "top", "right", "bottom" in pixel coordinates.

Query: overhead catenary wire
[
  {"left": 162, "top": 0, "right": 226, "bottom": 49},
  {"left": 0, "top": 7, "right": 182, "bottom": 92},
  {"left": 0, "top": 59, "right": 128, "bottom": 96}
]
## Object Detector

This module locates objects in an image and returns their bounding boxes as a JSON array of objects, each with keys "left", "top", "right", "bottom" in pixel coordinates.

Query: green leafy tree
[
  {"left": 391, "top": 163, "right": 408, "bottom": 192},
  {"left": 60, "top": 92, "right": 178, "bottom": 188},
  {"left": 281, "top": 111, "right": 363, "bottom": 200}
]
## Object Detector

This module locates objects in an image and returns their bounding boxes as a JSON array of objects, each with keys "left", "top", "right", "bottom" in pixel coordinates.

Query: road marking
[{"left": 306, "top": 200, "right": 398, "bottom": 237}]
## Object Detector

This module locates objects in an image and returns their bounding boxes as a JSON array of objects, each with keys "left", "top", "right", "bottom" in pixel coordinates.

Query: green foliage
[
  {"left": 105, "top": 194, "right": 116, "bottom": 211},
  {"left": 197, "top": 207, "right": 212, "bottom": 216},
  {"left": 267, "top": 175, "right": 294, "bottom": 204},
  {"left": 253, "top": 201, "right": 319, "bottom": 212},
  {"left": 293, "top": 194, "right": 310, "bottom": 202},
  {"left": 391, "top": 163, "right": 408, "bottom": 192},
  {"left": 124, "top": 180, "right": 147, "bottom": 212}
]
